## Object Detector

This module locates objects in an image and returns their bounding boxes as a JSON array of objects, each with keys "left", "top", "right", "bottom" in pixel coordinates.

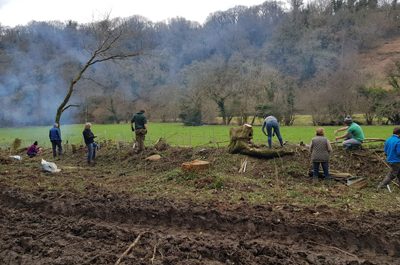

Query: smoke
[
  {"left": 0, "top": 0, "right": 10, "bottom": 8},
  {"left": 0, "top": 22, "right": 89, "bottom": 127}
]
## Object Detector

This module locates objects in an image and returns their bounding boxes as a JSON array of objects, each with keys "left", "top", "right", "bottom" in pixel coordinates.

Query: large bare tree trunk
[{"left": 54, "top": 20, "right": 142, "bottom": 125}]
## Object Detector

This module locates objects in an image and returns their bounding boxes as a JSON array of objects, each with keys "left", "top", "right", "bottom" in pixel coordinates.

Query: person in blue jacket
[
  {"left": 377, "top": 127, "right": 400, "bottom": 189},
  {"left": 49, "top": 123, "right": 62, "bottom": 158}
]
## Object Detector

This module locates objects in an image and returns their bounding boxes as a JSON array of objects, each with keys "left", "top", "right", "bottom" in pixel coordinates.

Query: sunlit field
[{"left": 0, "top": 122, "right": 392, "bottom": 149}]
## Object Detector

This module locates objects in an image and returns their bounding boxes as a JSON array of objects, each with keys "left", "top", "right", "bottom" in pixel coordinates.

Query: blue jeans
[
  {"left": 87, "top": 142, "right": 97, "bottom": 162},
  {"left": 313, "top": 162, "right": 329, "bottom": 178},
  {"left": 343, "top": 138, "right": 362, "bottom": 150},
  {"left": 266, "top": 121, "right": 283, "bottom": 148}
]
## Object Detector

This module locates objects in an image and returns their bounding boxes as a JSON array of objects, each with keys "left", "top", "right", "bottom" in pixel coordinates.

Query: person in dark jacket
[
  {"left": 131, "top": 110, "right": 147, "bottom": 153},
  {"left": 82, "top": 122, "right": 97, "bottom": 165},
  {"left": 27, "top": 141, "right": 41, "bottom": 158},
  {"left": 377, "top": 127, "right": 400, "bottom": 189},
  {"left": 49, "top": 123, "right": 62, "bottom": 158},
  {"left": 261, "top": 115, "right": 283, "bottom": 148},
  {"left": 310, "top": 128, "right": 333, "bottom": 179}
]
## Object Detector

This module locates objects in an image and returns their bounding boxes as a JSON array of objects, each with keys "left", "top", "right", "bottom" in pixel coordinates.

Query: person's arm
[
  {"left": 327, "top": 140, "right": 333, "bottom": 152},
  {"left": 49, "top": 130, "right": 51, "bottom": 140},
  {"left": 57, "top": 128, "right": 61, "bottom": 140},
  {"left": 144, "top": 116, "right": 148, "bottom": 129},
  {"left": 309, "top": 141, "right": 313, "bottom": 152},
  {"left": 261, "top": 122, "right": 267, "bottom": 136},
  {"left": 90, "top": 130, "right": 96, "bottom": 140},
  {"left": 130, "top": 116, "right": 135, "bottom": 131},
  {"left": 335, "top": 132, "right": 350, "bottom": 141},
  {"left": 334, "top": 126, "right": 348, "bottom": 135}
]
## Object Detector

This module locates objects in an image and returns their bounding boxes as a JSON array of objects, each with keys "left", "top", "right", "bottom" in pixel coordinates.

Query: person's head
[
  {"left": 33, "top": 141, "right": 38, "bottom": 145},
  {"left": 344, "top": 116, "right": 353, "bottom": 125},
  {"left": 393, "top": 127, "right": 400, "bottom": 136},
  {"left": 140, "top": 109, "right": 145, "bottom": 113},
  {"left": 53, "top": 123, "right": 59, "bottom": 128},
  {"left": 316, "top": 127, "right": 325, "bottom": 136},
  {"left": 85, "top": 122, "right": 92, "bottom": 129}
]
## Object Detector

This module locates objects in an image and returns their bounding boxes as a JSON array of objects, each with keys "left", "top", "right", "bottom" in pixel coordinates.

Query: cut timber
[
  {"left": 181, "top": 159, "right": 210, "bottom": 172},
  {"left": 310, "top": 170, "right": 367, "bottom": 189},
  {"left": 240, "top": 148, "right": 295, "bottom": 159},
  {"left": 346, "top": 177, "right": 367, "bottom": 189},
  {"left": 309, "top": 170, "right": 352, "bottom": 180},
  {"left": 330, "top": 138, "right": 385, "bottom": 144},
  {"left": 145, "top": 154, "right": 162, "bottom": 161},
  {"left": 330, "top": 172, "right": 352, "bottom": 179}
]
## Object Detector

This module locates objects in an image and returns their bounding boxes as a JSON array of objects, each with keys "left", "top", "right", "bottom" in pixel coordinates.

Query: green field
[{"left": 0, "top": 122, "right": 393, "bottom": 149}]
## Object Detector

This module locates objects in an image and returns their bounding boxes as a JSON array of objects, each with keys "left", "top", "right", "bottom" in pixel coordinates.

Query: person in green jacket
[
  {"left": 335, "top": 116, "right": 365, "bottom": 150},
  {"left": 131, "top": 110, "right": 147, "bottom": 153}
]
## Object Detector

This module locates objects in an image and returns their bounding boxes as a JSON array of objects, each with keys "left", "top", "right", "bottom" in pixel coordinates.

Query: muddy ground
[{"left": 0, "top": 143, "right": 399, "bottom": 264}]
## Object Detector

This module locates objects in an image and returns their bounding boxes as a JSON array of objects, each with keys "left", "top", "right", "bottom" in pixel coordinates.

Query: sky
[{"left": 0, "top": 0, "right": 267, "bottom": 27}]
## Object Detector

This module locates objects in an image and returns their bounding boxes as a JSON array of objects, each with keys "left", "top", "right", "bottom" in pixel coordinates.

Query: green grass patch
[{"left": 0, "top": 122, "right": 393, "bottom": 149}]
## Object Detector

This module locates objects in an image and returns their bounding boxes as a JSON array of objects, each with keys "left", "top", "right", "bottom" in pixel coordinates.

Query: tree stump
[
  {"left": 181, "top": 160, "right": 210, "bottom": 172},
  {"left": 228, "top": 124, "right": 294, "bottom": 159}
]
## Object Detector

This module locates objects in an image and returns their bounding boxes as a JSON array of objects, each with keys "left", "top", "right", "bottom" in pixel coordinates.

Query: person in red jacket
[{"left": 27, "top": 141, "right": 41, "bottom": 158}]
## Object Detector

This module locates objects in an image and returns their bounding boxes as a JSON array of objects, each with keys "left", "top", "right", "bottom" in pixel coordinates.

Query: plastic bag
[{"left": 41, "top": 159, "right": 61, "bottom": 173}]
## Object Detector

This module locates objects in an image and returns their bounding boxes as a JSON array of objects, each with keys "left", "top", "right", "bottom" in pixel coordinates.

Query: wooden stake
[{"left": 115, "top": 232, "right": 144, "bottom": 265}]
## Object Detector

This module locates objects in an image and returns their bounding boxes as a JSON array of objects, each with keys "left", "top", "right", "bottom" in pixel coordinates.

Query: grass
[{"left": 0, "top": 122, "right": 393, "bottom": 149}]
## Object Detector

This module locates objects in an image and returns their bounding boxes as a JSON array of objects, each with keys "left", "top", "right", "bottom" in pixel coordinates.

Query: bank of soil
[{"left": 0, "top": 143, "right": 399, "bottom": 264}]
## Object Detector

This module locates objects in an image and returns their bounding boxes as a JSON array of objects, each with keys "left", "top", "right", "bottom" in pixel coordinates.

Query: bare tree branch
[{"left": 62, "top": 104, "right": 80, "bottom": 112}]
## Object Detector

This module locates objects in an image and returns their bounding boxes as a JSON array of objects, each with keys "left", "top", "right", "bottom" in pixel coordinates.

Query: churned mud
[{"left": 0, "top": 185, "right": 399, "bottom": 265}]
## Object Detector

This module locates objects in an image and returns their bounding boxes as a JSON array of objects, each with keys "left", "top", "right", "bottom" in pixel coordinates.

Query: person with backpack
[{"left": 131, "top": 109, "right": 147, "bottom": 153}]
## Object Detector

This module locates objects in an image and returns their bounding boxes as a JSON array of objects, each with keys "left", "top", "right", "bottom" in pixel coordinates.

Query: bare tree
[{"left": 55, "top": 18, "right": 146, "bottom": 124}]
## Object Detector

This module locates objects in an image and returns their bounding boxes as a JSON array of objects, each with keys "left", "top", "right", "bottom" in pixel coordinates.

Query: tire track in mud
[{"left": 0, "top": 187, "right": 399, "bottom": 264}]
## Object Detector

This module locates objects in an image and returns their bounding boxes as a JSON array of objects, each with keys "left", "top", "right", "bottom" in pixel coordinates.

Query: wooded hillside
[{"left": 0, "top": 0, "right": 399, "bottom": 126}]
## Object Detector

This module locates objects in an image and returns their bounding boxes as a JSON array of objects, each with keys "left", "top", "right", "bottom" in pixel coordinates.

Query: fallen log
[
  {"left": 240, "top": 147, "right": 295, "bottom": 159},
  {"left": 228, "top": 124, "right": 294, "bottom": 159},
  {"left": 330, "top": 138, "right": 385, "bottom": 145}
]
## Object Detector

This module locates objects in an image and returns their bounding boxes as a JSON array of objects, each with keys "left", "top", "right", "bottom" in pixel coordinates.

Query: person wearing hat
[
  {"left": 131, "top": 109, "right": 147, "bottom": 153},
  {"left": 261, "top": 114, "right": 283, "bottom": 148},
  {"left": 335, "top": 116, "right": 365, "bottom": 149}
]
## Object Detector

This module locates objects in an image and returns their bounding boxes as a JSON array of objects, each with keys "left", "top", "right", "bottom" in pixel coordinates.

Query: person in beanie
[
  {"left": 82, "top": 123, "right": 97, "bottom": 165},
  {"left": 27, "top": 141, "right": 41, "bottom": 158},
  {"left": 261, "top": 114, "right": 283, "bottom": 148},
  {"left": 310, "top": 128, "right": 332, "bottom": 179},
  {"left": 335, "top": 116, "right": 365, "bottom": 149},
  {"left": 49, "top": 123, "right": 62, "bottom": 158},
  {"left": 131, "top": 109, "right": 147, "bottom": 153},
  {"left": 377, "top": 127, "right": 400, "bottom": 189}
]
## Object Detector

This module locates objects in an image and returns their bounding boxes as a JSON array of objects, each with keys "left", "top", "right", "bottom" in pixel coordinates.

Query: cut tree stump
[
  {"left": 145, "top": 154, "right": 162, "bottom": 161},
  {"left": 181, "top": 160, "right": 210, "bottom": 172},
  {"left": 228, "top": 124, "right": 294, "bottom": 159}
]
